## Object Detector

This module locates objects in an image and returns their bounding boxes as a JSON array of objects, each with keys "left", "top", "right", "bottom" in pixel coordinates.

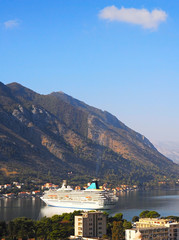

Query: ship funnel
[
  {"left": 87, "top": 179, "right": 99, "bottom": 190},
  {"left": 62, "top": 180, "right": 67, "bottom": 188}
]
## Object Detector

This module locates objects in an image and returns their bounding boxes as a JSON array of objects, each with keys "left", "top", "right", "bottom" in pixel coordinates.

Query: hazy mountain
[
  {"left": 154, "top": 141, "right": 179, "bottom": 164},
  {"left": 0, "top": 81, "right": 178, "bottom": 185}
]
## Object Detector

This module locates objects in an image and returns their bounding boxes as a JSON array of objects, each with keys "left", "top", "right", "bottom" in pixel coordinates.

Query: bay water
[{"left": 0, "top": 189, "right": 179, "bottom": 222}]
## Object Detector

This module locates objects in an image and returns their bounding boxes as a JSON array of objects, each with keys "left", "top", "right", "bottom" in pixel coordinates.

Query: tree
[
  {"left": 50, "top": 229, "right": 62, "bottom": 240},
  {"left": 102, "top": 234, "right": 108, "bottom": 239},
  {"left": 12, "top": 217, "right": 35, "bottom": 239},
  {"left": 132, "top": 216, "right": 139, "bottom": 222},
  {"left": 103, "top": 211, "right": 109, "bottom": 217},
  {"left": 123, "top": 220, "right": 132, "bottom": 229},
  {"left": 147, "top": 211, "right": 160, "bottom": 218},
  {"left": 164, "top": 216, "right": 179, "bottom": 222},
  {"left": 36, "top": 217, "right": 52, "bottom": 240},
  {"left": 113, "top": 213, "right": 123, "bottom": 221},
  {"left": 8, "top": 221, "right": 15, "bottom": 240},
  {"left": 112, "top": 221, "right": 124, "bottom": 240},
  {"left": 139, "top": 210, "right": 150, "bottom": 218},
  {"left": 0, "top": 221, "right": 7, "bottom": 239},
  {"left": 51, "top": 215, "right": 63, "bottom": 223},
  {"left": 139, "top": 210, "right": 160, "bottom": 218}
]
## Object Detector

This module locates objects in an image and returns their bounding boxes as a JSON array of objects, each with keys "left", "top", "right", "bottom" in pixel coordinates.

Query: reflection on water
[
  {"left": 0, "top": 198, "right": 45, "bottom": 222},
  {"left": 151, "top": 195, "right": 179, "bottom": 199},
  {"left": 39, "top": 206, "right": 83, "bottom": 219},
  {"left": 1, "top": 189, "right": 179, "bottom": 221}
]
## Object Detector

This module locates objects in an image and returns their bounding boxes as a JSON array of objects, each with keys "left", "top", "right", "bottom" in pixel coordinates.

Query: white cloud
[
  {"left": 99, "top": 6, "right": 167, "bottom": 30},
  {"left": 4, "top": 19, "right": 20, "bottom": 29}
]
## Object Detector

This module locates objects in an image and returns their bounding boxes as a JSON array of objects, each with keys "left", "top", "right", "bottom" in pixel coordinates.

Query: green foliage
[
  {"left": 103, "top": 211, "right": 109, "bottom": 217},
  {"left": 7, "top": 217, "right": 35, "bottom": 239},
  {"left": 147, "top": 211, "right": 161, "bottom": 218},
  {"left": 106, "top": 213, "right": 132, "bottom": 239},
  {"left": 123, "top": 220, "right": 132, "bottom": 229},
  {"left": 112, "top": 213, "right": 123, "bottom": 221},
  {"left": 1, "top": 210, "right": 179, "bottom": 240},
  {"left": 139, "top": 210, "right": 150, "bottom": 218},
  {"left": 0, "top": 221, "right": 7, "bottom": 238},
  {"left": 139, "top": 210, "right": 160, "bottom": 218},
  {"left": 51, "top": 216, "right": 73, "bottom": 240},
  {"left": 7, "top": 221, "right": 15, "bottom": 239},
  {"left": 162, "top": 216, "right": 179, "bottom": 222},
  {"left": 36, "top": 217, "right": 52, "bottom": 240},
  {"left": 132, "top": 216, "right": 139, "bottom": 222},
  {"left": 102, "top": 234, "right": 108, "bottom": 239},
  {"left": 36, "top": 211, "right": 83, "bottom": 240},
  {"left": 2, "top": 211, "right": 85, "bottom": 240},
  {"left": 112, "top": 221, "right": 124, "bottom": 240}
]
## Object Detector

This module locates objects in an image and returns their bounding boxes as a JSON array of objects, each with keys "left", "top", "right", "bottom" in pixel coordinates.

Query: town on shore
[{"left": 0, "top": 181, "right": 139, "bottom": 199}]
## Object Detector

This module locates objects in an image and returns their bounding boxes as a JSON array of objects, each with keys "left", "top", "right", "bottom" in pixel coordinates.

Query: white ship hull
[
  {"left": 41, "top": 180, "right": 118, "bottom": 210},
  {"left": 41, "top": 197, "right": 115, "bottom": 210}
]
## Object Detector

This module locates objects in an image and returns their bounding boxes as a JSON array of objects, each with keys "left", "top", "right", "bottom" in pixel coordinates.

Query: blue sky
[{"left": 0, "top": 0, "right": 179, "bottom": 143}]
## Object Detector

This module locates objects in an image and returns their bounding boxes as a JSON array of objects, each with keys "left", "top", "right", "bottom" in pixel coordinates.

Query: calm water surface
[{"left": 0, "top": 189, "right": 179, "bottom": 221}]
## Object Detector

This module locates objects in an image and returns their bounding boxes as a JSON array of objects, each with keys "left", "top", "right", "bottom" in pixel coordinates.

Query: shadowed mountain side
[{"left": 0, "top": 81, "right": 178, "bottom": 184}]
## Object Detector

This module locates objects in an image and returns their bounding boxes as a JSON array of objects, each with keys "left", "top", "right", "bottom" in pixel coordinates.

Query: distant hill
[
  {"left": 0, "top": 81, "right": 178, "bottom": 185},
  {"left": 154, "top": 141, "right": 179, "bottom": 164}
]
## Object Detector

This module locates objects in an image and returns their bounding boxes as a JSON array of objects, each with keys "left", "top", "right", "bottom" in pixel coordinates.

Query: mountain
[
  {"left": 154, "top": 141, "right": 179, "bottom": 164},
  {"left": 0, "top": 81, "right": 178, "bottom": 185}
]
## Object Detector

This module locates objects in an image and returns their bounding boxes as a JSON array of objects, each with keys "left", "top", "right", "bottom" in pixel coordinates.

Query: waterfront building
[
  {"left": 125, "top": 218, "right": 179, "bottom": 240},
  {"left": 136, "top": 218, "right": 179, "bottom": 239},
  {"left": 4, "top": 193, "right": 15, "bottom": 198},
  {"left": 32, "top": 190, "right": 41, "bottom": 196},
  {"left": 126, "top": 226, "right": 168, "bottom": 240},
  {"left": 136, "top": 218, "right": 176, "bottom": 228},
  {"left": 74, "top": 211, "right": 107, "bottom": 238},
  {"left": 167, "top": 222, "right": 179, "bottom": 240},
  {"left": 18, "top": 192, "right": 31, "bottom": 198},
  {"left": 43, "top": 183, "right": 53, "bottom": 189},
  {"left": 13, "top": 181, "right": 19, "bottom": 185},
  {"left": 4, "top": 184, "right": 12, "bottom": 189},
  {"left": 41, "top": 183, "right": 59, "bottom": 190}
]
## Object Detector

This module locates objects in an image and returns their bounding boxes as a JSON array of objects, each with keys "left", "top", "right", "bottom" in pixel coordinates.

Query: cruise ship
[{"left": 41, "top": 180, "right": 118, "bottom": 210}]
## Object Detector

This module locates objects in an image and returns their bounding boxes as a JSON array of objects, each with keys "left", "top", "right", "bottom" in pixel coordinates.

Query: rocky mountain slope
[{"left": 0, "top": 81, "right": 178, "bottom": 185}]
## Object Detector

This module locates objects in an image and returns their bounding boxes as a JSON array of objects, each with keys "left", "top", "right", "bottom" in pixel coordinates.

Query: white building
[
  {"left": 126, "top": 226, "right": 168, "bottom": 240},
  {"left": 125, "top": 218, "right": 179, "bottom": 240}
]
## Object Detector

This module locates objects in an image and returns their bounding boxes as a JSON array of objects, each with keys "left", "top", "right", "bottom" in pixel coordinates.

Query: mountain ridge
[
  {"left": 0, "top": 81, "right": 178, "bottom": 185},
  {"left": 51, "top": 91, "right": 156, "bottom": 150}
]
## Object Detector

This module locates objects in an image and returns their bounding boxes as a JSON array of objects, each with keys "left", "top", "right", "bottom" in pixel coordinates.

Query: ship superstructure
[{"left": 41, "top": 180, "right": 118, "bottom": 210}]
